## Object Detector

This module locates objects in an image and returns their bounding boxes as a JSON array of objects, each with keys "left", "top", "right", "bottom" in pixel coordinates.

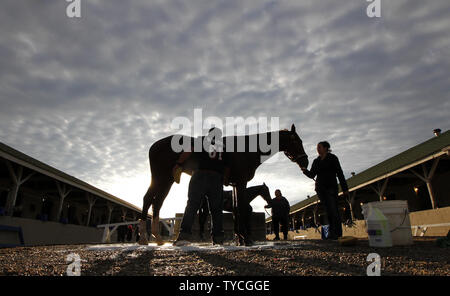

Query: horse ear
[
  {"left": 263, "top": 182, "right": 266, "bottom": 186},
  {"left": 291, "top": 124, "right": 296, "bottom": 133}
]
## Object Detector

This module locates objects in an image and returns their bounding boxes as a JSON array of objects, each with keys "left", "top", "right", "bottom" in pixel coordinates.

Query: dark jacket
[
  {"left": 267, "top": 196, "right": 290, "bottom": 218},
  {"left": 303, "top": 153, "right": 348, "bottom": 192},
  {"left": 197, "top": 149, "right": 230, "bottom": 175},
  {"left": 192, "top": 137, "right": 231, "bottom": 175}
]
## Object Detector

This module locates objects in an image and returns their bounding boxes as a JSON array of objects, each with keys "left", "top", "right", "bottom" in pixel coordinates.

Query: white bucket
[{"left": 362, "top": 200, "right": 413, "bottom": 246}]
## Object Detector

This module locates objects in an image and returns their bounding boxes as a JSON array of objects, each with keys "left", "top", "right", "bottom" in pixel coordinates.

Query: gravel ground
[{"left": 0, "top": 238, "right": 448, "bottom": 276}]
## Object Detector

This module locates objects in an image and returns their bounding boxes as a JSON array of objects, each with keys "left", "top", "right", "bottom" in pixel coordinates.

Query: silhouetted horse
[
  {"left": 198, "top": 183, "right": 272, "bottom": 242},
  {"left": 138, "top": 124, "right": 308, "bottom": 245}
]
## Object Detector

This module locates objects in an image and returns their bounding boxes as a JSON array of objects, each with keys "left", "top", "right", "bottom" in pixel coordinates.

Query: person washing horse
[
  {"left": 173, "top": 127, "right": 231, "bottom": 246},
  {"left": 265, "top": 189, "right": 290, "bottom": 240},
  {"left": 301, "top": 141, "right": 349, "bottom": 240}
]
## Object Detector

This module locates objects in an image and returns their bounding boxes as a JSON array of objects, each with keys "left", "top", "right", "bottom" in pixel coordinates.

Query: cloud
[{"left": 1, "top": 0, "right": 449, "bottom": 217}]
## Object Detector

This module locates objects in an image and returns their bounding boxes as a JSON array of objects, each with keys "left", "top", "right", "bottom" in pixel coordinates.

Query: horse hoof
[
  {"left": 138, "top": 239, "right": 148, "bottom": 245},
  {"left": 138, "top": 235, "right": 149, "bottom": 245}
]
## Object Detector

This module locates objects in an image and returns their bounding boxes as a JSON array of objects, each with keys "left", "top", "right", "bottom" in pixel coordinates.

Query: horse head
[
  {"left": 282, "top": 124, "right": 309, "bottom": 169},
  {"left": 260, "top": 182, "right": 272, "bottom": 205}
]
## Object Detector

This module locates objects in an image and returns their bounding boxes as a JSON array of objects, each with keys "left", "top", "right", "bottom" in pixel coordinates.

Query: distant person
[
  {"left": 126, "top": 224, "right": 133, "bottom": 242},
  {"left": 135, "top": 224, "right": 140, "bottom": 242},
  {"left": 301, "top": 141, "right": 349, "bottom": 240},
  {"left": 265, "top": 190, "right": 290, "bottom": 240},
  {"left": 117, "top": 216, "right": 127, "bottom": 243}
]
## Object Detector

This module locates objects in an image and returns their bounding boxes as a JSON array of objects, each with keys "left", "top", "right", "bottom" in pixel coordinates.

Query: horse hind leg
[
  {"left": 138, "top": 184, "right": 157, "bottom": 245},
  {"left": 151, "top": 181, "right": 173, "bottom": 246}
]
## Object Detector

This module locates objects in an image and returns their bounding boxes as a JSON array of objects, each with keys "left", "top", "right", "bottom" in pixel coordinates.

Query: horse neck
[
  {"left": 223, "top": 131, "right": 289, "bottom": 153},
  {"left": 254, "top": 130, "right": 290, "bottom": 165},
  {"left": 252, "top": 130, "right": 289, "bottom": 158}
]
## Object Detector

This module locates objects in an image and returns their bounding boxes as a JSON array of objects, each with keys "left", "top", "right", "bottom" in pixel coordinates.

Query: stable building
[
  {"left": 0, "top": 142, "right": 150, "bottom": 247},
  {"left": 266, "top": 129, "right": 450, "bottom": 239}
]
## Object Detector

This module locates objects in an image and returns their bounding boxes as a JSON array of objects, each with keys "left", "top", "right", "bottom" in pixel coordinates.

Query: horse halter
[{"left": 284, "top": 151, "right": 308, "bottom": 163}]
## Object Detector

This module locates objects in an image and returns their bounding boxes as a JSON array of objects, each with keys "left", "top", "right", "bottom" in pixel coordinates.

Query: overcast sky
[{"left": 1, "top": 0, "right": 449, "bottom": 218}]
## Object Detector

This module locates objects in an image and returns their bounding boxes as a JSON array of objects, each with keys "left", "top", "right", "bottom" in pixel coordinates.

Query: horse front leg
[{"left": 151, "top": 183, "right": 172, "bottom": 246}]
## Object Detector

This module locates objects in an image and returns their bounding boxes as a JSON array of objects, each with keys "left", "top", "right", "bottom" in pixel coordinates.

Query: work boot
[
  {"left": 327, "top": 235, "right": 339, "bottom": 241},
  {"left": 137, "top": 219, "right": 149, "bottom": 245},
  {"left": 212, "top": 235, "right": 224, "bottom": 246},
  {"left": 244, "top": 238, "right": 254, "bottom": 246}
]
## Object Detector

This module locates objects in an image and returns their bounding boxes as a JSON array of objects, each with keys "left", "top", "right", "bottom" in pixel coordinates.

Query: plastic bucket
[
  {"left": 365, "top": 205, "right": 392, "bottom": 247},
  {"left": 362, "top": 200, "right": 413, "bottom": 246}
]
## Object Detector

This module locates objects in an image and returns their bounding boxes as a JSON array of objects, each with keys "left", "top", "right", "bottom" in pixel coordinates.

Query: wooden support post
[
  {"left": 5, "top": 161, "right": 35, "bottom": 216},
  {"left": 425, "top": 181, "right": 436, "bottom": 209},
  {"left": 6, "top": 183, "right": 19, "bottom": 217},
  {"left": 313, "top": 206, "right": 319, "bottom": 226},
  {"left": 423, "top": 159, "right": 439, "bottom": 209},
  {"left": 410, "top": 157, "right": 440, "bottom": 209},
  {"left": 56, "top": 181, "right": 72, "bottom": 222},
  {"left": 347, "top": 191, "right": 356, "bottom": 221},
  {"left": 106, "top": 203, "right": 114, "bottom": 224},
  {"left": 379, "top": 178, "right": 388, "bottom": 201},
  {"left": 86, "top": 194, "right": 97, "bottom": 226},
  {"left": 370, "top": 178, "right": 389, "bottom": 201},
  {"left": 121, "top": 208, "right": 127, "bottom": 220}
]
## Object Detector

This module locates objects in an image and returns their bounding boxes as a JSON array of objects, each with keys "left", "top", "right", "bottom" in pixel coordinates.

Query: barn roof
[
  {"left": 0, "top": 142, "right": 144, "bottom": 214},
  {"left": 269, "top": 130, "right": 450, "bottom": 221}
]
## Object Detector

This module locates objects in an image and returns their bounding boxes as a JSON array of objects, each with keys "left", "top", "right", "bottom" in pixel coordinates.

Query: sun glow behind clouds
[
  {"left": 98, "top": 164, "right": 314, "bottom": 219},
  {"left": 101, "top": 171, "right": 191, "bottom": 218},
  {"left": 97, "top": 151, "right": 315, "bottom": 219}
]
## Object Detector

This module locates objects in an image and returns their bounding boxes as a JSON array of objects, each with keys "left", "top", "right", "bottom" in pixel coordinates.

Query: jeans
[
  {"left": 317, "top": 187, "right": 342, "bottom": 238},
  {"left": 179, "top": 170, "right": 224, "bottom": 240}
]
